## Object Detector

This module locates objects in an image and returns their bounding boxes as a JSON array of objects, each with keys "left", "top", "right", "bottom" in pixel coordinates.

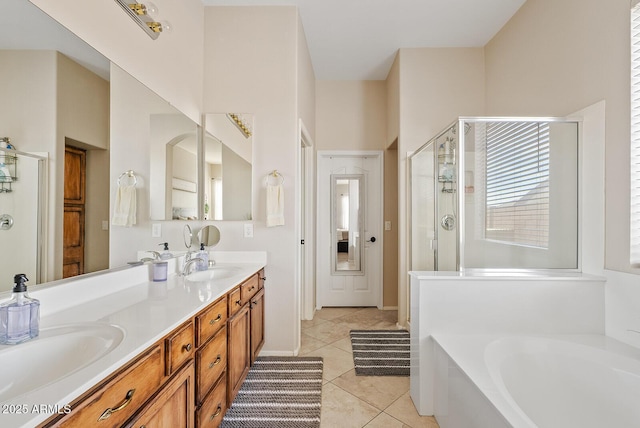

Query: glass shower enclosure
[{"left": 409, "top": 117, "right": 580, "bottom": 271}]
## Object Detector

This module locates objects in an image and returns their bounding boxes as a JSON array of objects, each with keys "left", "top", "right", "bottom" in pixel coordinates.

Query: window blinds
[
  {"left": 630, "top": 3, "right": 640, "bottom": 264},
  {"left": 484, "top": 122, "right": 550, "bottom": 248}
]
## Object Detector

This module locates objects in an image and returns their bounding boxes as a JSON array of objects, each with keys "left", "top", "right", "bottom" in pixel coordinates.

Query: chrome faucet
[{"left": 182, "top": 257, "right": 203, "bottom": 276}]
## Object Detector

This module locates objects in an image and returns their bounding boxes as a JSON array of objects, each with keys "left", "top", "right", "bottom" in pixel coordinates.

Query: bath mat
[
  {"left": 221, "top": 356, "right": 323, "bottom": 428},
  {"left": 350, "top": 330, "right": 410, "bottom": 376}
]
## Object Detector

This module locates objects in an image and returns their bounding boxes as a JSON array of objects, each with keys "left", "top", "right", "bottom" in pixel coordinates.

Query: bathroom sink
[
  {"left": 186, "top": 266, "right": 242, "bottom": 282},
  {"left": 0, "top": 323, "right": 124, "bottom": 402}
]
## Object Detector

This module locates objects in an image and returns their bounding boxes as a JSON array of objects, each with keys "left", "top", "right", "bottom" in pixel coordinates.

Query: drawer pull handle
[
  {"left": 261, "top": 277, "right": 266, "bottom": 281},
  {"left": 183, "top": 343, "right": 192, "bottom": 352},
  {"left": 98, "top": 389, "right": 135, "bottom": 421},
  {"left": 209, "top": 355, "right": 222, "bottom": 369},
  {"left": 236, "top": 299, "right": 242, "bottom": 306},
  {"left": 209, "top": 314, "right": 222, "bottom": 325},
  {"left": 249, "top": 286, "right": 255, "bottom": 291},
  {"left": 210, "top": 405, "right": 222, "bottom": 420}
]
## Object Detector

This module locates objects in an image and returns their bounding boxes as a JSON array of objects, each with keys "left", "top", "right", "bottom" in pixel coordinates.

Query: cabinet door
[
  {"left": 125, "top": 361, "right": 195, "bottom": 428},
  {"left": 226, "top": 304, "right": 250, "bottom": 405},
  {"left": 250, "top": 288, "right": 265, "bottom": 363}
]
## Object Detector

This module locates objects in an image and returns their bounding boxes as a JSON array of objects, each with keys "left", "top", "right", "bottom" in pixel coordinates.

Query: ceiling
[
  {"left": 1, "top": 0, "right": 526, "bottom": 83},
  {"left": 201, "top": 0, "right": 527, "bottom": 80}
]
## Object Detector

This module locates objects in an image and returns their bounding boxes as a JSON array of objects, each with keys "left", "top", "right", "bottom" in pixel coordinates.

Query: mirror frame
[{"left": 331, "top": 174, "right": 365, "bottom": 275}]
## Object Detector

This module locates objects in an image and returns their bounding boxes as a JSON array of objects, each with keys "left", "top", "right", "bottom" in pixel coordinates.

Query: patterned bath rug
[
  {"left": 350, "top": 330, "right": 410, "bottom": 376},
  {"left": 221, "top": 356, "right": 323, "bottom": 428}
]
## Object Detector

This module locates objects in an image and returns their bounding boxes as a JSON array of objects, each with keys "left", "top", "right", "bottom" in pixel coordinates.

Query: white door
[{"left": 317, "top": 151, "right": 383, "bottom": 308}]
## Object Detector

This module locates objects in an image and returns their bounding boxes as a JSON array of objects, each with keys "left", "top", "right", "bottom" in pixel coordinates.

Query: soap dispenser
[
  {"left": 158, "top": 242, "right": 173, "bottom": 260},
  {"left": 0, "top": 274, "right": 40, "bottom": 345},
  {"left": 196, "top": 243, "right": 209, "bottom": 271}
]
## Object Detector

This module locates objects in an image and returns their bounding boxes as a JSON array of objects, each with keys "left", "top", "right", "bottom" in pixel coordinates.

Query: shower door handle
[{"left": 430, "top": 239, "right": 437, "bottom": 251}]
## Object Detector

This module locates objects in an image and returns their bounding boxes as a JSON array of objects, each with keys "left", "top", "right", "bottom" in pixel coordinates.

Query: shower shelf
[{"left": 0, "top": 154, "right": 17, "bottom": 193}]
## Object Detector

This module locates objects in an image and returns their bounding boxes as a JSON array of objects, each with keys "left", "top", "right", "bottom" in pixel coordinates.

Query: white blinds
[
  {"left": 485, "top": 122, "right": 550, "bottom": 248},
  {"left": 631, "top": 4, "right": 640, "bottom": 264}
]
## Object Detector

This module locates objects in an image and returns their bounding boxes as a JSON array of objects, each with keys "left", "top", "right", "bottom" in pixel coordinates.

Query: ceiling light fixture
[
  {"left": 227, "top": 114, "right": 253, "bottom": 139},
  {"left": 114, "top": 0, "right": 171, "bottom": 40}
]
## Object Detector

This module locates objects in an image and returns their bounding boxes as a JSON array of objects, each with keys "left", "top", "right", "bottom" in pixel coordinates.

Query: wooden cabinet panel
[
  {"left": 196, "top": 325, "right": 227, "bottom": 403},
  {"left": 240, "top": 274, "right": 259, "bottom": 303},
  {"left": 250, "top": 288, "right": 265, "bottom": 363},
  {"left": 258, "top": 269, "right": 265, "bottom": 290},
  {"left": 125, "top": 360, "right": 195, "bottom": 428},
  {"left": 196, "top": 374, "right": 226, "bottom": 428},
  {"left": 166, "top": 321, "right": 195, "bottom": 376},
  {"left": 196, "top": 296, "right": 227, "bottom": 347},
  {"left": 227, "top": 287, "right": 243, "bottom": 317},
  {"left": 227, "top": 304, "right": 250, "bottom": 405},
  {"left": 52, "top": 345, "right": 163, "bottom": 427}
]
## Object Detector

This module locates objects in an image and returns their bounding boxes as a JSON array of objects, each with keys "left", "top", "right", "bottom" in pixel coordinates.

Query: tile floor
[{"left": 300, "top": 307, "right": 439, "bottom": 428}]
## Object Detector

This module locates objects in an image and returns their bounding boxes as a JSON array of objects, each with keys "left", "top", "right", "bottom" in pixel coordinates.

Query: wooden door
[
  {"left": 226, "top": 304, "right": 250, "bottom": 405},
  {"left": 63, "top": 146, "right": 86, "bottom": 278}
]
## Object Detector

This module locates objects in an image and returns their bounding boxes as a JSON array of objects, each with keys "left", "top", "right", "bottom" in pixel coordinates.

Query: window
[
  {"left": 631, "top": 1, "right": 640, "bottom": 264},
  {"left": 482, "top": 122, "right": 550, "bottom": 248}
]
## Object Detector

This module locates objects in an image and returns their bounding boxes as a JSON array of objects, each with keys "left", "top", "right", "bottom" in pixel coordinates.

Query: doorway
[
  {"left": 316, "top": 151, "right": 383, "bottom": 308},
  {"left": 63, "top": 145, "right": 86, "bottom": 277}
]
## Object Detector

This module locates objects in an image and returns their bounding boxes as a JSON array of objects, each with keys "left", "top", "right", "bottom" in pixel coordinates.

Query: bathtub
[{"left": 432, "top": 334, "right": 640, "bottom": 428}]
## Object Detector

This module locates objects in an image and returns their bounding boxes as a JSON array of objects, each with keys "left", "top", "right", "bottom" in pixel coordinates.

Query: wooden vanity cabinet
[{"left": 39, "top": 267, "right": 265, "bottom": 428}]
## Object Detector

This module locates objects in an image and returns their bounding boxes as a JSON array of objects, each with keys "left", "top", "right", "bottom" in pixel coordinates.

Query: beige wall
[
  {"left": 396, "top": 48, "right": 486, "bottom": 325},
  {"left": 383, "top": 146, "right": 399, "bottom": 307},
  {"left": 203, "top": 6, "right": 311, "bottom": 354},
  {"left": 316, "top": 81, "right": 387, "bottom": 150},
  {"left": 484, "top": 0, "right": 632, "bottom": 274}
]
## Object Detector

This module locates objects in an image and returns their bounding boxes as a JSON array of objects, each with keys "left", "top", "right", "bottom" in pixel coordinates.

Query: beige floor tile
[
  {"left": 299, "top": 333, "right": 328, "bottom": 355},
  {"left": 302, "top": 316, "right": 330, "bottom": 330},
  {"left": 364, "top": 412, "right": 407, "bottom": 428},
  {"left": 320, "top": 383, "right": 380, "bottom": 428},
  {"left": 306, "top": 344, "right": 355, "bottom": 381},
  {"left": 315, "top": 307, "right": 363, "bottom": 320},
  {"left": 303, "top": 320, "right": 352, "bottom": 343},
  {"left": 332, "top": 369, "right": 409, "bottom": 410},
  {"left": 384, "top": 392, "right": 439, "bottom": 428},
  {"left": 329, "top": 337, "right": 354, "bottom": 353}
]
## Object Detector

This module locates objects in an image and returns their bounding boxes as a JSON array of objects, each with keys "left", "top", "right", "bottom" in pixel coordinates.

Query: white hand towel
[
  {"left": 266, "top": 183, "right": 284, "bottom": 227},
  {"left": 112, "top": 184, "right": 137, "bottom": 227}
]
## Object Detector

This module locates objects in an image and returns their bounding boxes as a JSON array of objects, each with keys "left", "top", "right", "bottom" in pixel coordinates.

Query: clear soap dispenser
[
  {"left": 0, "top": 274, "right": 40, "bottom": 345},
  {"left": 159, "top": 242, "right": 173, "bottom": 260},
  {"left": 196, "top": 243, "right": 209, "bottom": 271}
]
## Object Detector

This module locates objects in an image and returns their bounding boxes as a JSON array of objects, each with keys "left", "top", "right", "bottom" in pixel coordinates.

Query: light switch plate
[
  {"left": 152, "top": 223, "right": 161, "bottom": 238},
  {"left": 102, "top": 220, "right": 109, "bottom": 231},
  {"left": 244, "top": 223, "right": 254, "bottom": 238},
  {"left": 385, "top": 221, "right": 392, "bottom": 231}
]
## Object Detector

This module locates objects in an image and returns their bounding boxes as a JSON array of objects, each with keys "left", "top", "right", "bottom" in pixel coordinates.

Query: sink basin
[
  {"left": 0, "top": 323, "right": 124, "bottom": 402},
  {"left": 186, "top": 266, "right": 242, "bottom": 282}
]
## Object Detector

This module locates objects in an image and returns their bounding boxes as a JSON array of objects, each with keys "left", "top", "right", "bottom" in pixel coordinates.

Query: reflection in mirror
[
  {"left": 198, "top": 225, "right": 221, "bottom": 247},
  {"left": 203, "top": 114, "right": 253, "bottom": 220},
  {"left": 149, "top": 114, "right": 199, "bottom": 220},
  {"left": 0, "top": 0, "right": 111, "bottom": 287},
  {"left": 332, "top": 175, "right": 364, "bottom": 274}
]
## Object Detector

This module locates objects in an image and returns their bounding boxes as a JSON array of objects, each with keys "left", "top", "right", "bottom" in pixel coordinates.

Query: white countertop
[{"left": 0, "top": 252, "right": 266, "bottom": 428}]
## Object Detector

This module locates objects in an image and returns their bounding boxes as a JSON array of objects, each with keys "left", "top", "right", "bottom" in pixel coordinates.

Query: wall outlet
[
  {"left": 152, "top": 223, "right": 162, "bottom": 238},
  {"left": 385, "top": 221, "right": 392, "bottom": 231},
  {"left": 244, "top": 223, "right": 254, "bottom": 238},
  {"left": 102, "top": 220, "right": 109, "bottom": 231}
]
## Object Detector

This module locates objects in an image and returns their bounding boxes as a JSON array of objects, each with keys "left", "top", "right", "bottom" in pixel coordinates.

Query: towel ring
[
  {"left": 267, "top": 170, "right": 284, "bottom": 186},
  {"left": 118, "top": 170, "right": 137, "bottom": 187}
]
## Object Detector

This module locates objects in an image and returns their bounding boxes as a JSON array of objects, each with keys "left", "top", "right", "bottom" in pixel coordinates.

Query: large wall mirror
[{"left": 203, "top": 113, "right": 253, "bottom": 221}]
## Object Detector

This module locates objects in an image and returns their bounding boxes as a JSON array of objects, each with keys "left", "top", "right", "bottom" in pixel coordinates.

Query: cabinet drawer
[
  {"left": 240, "top": 274, "right": 259, "bottom": 303},
  {"left": 228, "top": 286, "right": 243, "bottom": 317},
  {"left": 196, "top": 296, "right": 227, "bottom": 347},
  {"left": 196, "top": 374, "right": 227, "bottom": 428},
  {"left": 166, "top": 321, "right": 195, "bottom": 376},
  {"left": 196, "top": 325, "right": 227, "bottom": 403},
  {"left": 56, "top": 345, "right": 163, "bottom": 427}
]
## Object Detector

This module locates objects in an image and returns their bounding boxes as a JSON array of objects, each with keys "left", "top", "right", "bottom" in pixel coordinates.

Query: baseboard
[{"left": 382, "top": 306, "right": 398, "bottom": 310}]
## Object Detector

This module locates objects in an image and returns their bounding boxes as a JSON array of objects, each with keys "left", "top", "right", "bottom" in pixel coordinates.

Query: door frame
[
  {"left": 298, "top": 119, "right": 316, "bottom": 321},
  {"left": 315, "top": 150, "right": 384, "bottom": 309}
]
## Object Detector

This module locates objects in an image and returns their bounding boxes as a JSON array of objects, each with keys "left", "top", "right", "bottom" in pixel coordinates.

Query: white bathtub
[{"left": 433, "top": 334, "right": 640, "bottom": 428}]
